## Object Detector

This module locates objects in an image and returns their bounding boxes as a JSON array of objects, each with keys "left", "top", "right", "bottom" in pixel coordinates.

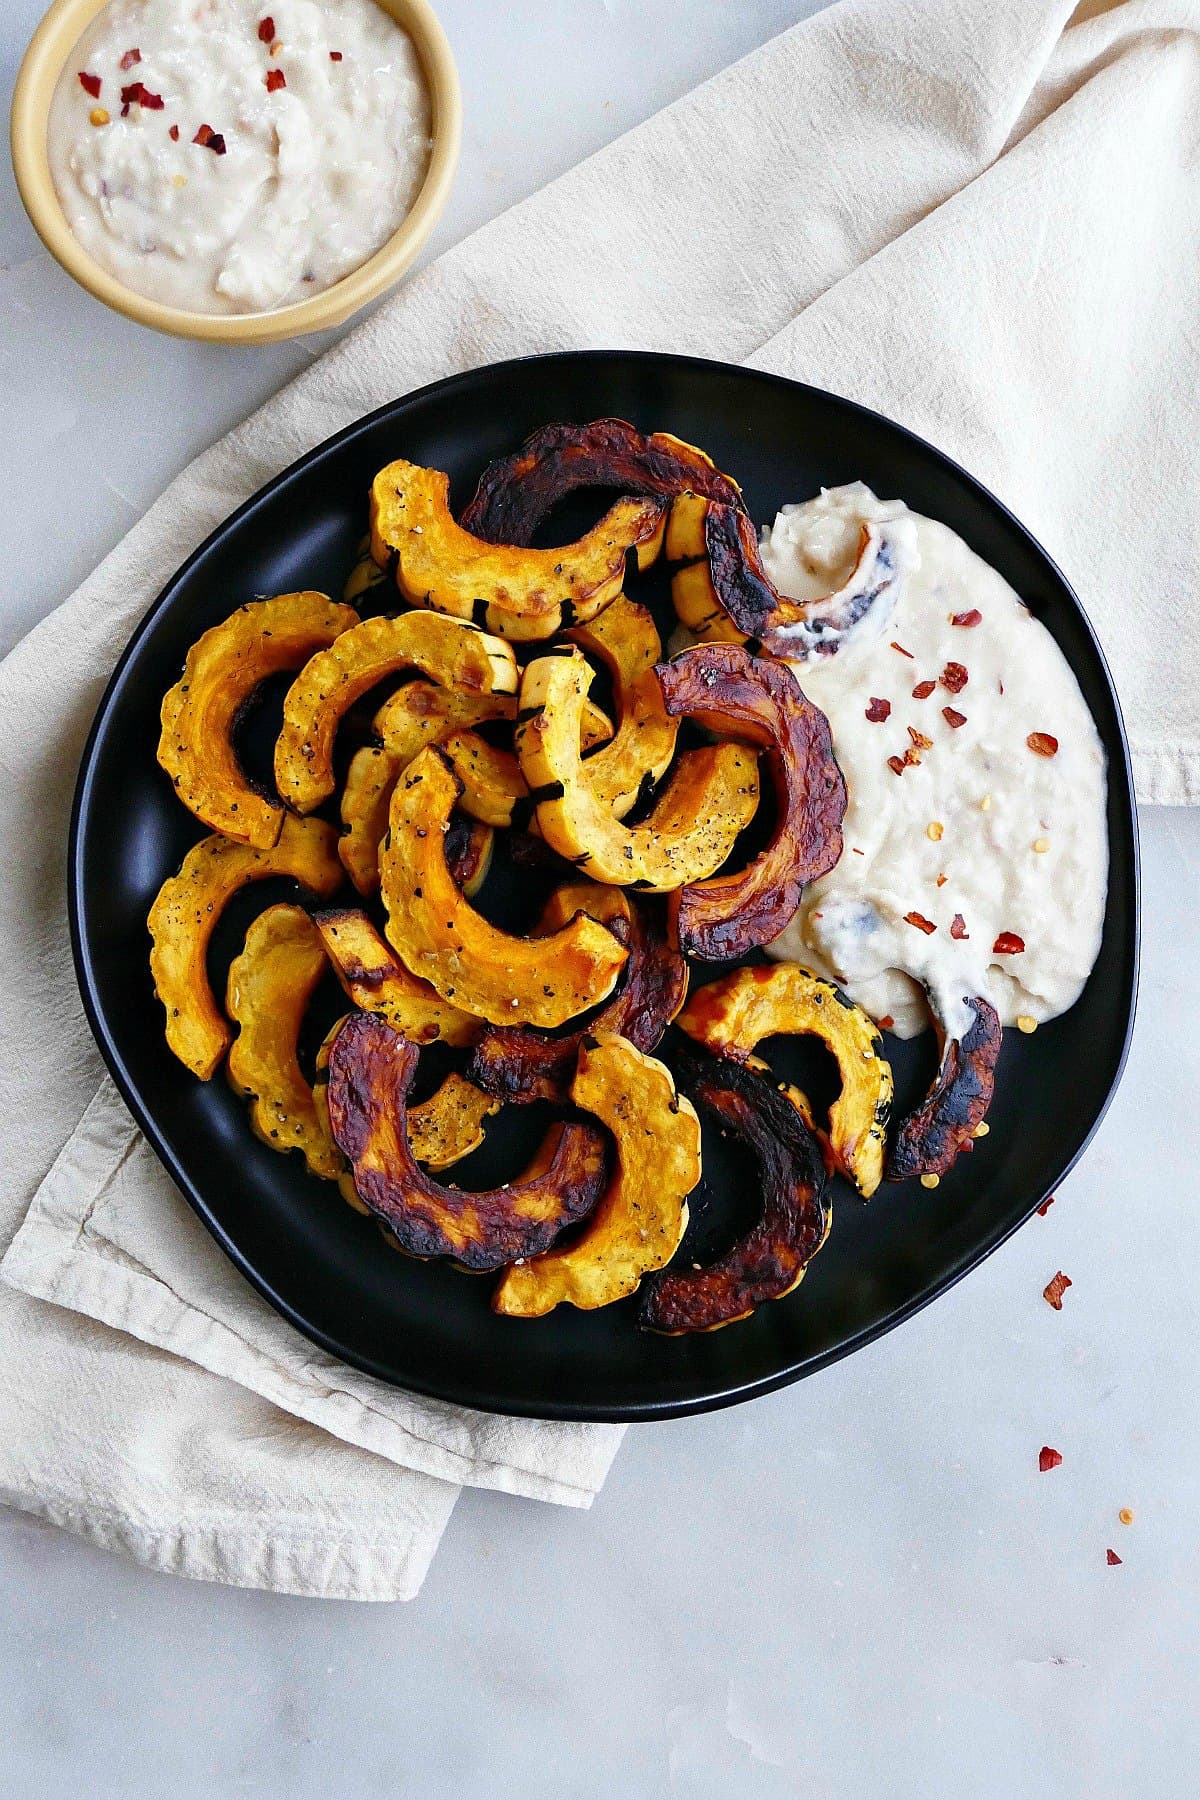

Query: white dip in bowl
[{"left": 47, "top": 0, "right": 431, "bottom": 315}]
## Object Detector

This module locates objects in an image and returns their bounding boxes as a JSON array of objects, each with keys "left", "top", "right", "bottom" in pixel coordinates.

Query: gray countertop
[{"left": 3, "top": 2, "right": 1196, "bottom": 1794}]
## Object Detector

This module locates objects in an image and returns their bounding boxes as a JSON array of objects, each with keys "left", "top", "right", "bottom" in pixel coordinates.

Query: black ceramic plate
[{"left": 70, "top": 351, "right": 1138, "bottom": 1421}]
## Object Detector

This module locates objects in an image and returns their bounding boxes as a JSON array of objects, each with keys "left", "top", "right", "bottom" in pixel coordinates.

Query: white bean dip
[
  {"left": 48, "top": 0, "right": 431, "bottom": 314},
  {"left": 765, "top": 485, "right": 1108, "bottom": 1043}
]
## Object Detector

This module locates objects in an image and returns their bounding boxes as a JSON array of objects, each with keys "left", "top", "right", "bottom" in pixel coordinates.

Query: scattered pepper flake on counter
[
  {"left": 941, "top": 661, "right": 969, "bottom": 693},
  {"left": 949, "top": 913, "right": 969, "bottom": 939},
  {"left": 1039, "top": 1446, "right": 1062, "bottom": 1473},
  {"left": 1036, "top": 1195, "right": 1055, "bottom": 1215},
  {"left": 1043, "top": 1270, "right": 1072, "bottom": 1310},
  {"left": 119, "top": 47, "right": 141, "bottom": 70},
  {"left": 993, "top": 931, "right": 1026, "bottom": 955},
  {"left": 912, "top": 679, "right": 936, "bottom": 699},
  {"left": 258, "top": 15, "right": 275, "bottom": 41},
  {"left": 78, "top": 71, "right": 102, "bottom": 97},
  {"left": 943, "top": 706, "right": 967, "bottom": 729},
  {"left": 1027, "top": 731, "right": 1059, "bottom": 757},
  {"left": 1106, "top": 1549, "right": 1123, "bottom": 1566},
  {"left": 950, "top": 608, "right": 982, "bottom": 627},
  {"left": 865, "top": 696, "right": 891, "bottom": 723},
  {"left": 890, "top": 641, "right": 914, "bottom": 658},
  {"left": 265, "top": 68, "right": 286, "bottom": 91},
  {"left": 905, "top": 911, "right": 936, "bottom": 935},
  {"left": 1119, "top": 1508, "right": 1134, "bottom": 1526}
]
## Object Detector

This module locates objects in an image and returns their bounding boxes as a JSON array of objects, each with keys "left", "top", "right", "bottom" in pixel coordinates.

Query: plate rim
[{"left": 67, "top": 348, "right": 1142, "bottom": 1422}]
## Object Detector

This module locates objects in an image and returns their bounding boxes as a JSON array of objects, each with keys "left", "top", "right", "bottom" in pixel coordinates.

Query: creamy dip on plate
[
  {"left": 763, "top": 485, "right": 1108, "bottom": 1043},
  {"left": 48, "top": 0, "right": 431, "bottom": 314}
]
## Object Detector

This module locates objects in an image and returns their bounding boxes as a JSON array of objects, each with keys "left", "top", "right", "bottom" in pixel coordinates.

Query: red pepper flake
[
  {"left": 993, "top": 931, "right": 1025, "bottom": 955},
  {"left": 876, "top": 1014, "right": 894, "bottom": 1029},
  {"left": 936, "top": 873, "right": 948, "bottom": 887},
  {"left": 911, "top": 679, "right": 936, "bottom": 699},
  {"left": 908, "top": 726, "right": 933, "bottom": 751},
  {"left": 121, "top": 81, "right": 164, "bottom": 110},
  {"left": 949, "top": 913, "right": 969, "bottom": 940},
  {"left": 258, "top": 15, "right": 275, "bottom": 41},
  {"left": 865, "top": 696, "right": 891, "bottom": 723},
  {"left": 169, "top": 123, "right": 179, "bottom": 140},
  {"left": 119, "top": 47, "right": 141, "bottom": 70},
  {"left": 1106, "top": 1548, "right": 1123, "bottom": 1566},
  {"left": 1038, "top": 1446, "right": 1062, "bottom": 1473},
  {"left": 78, "top": 71, "right": 102, "bottom": 98},
  {"left": 193, "top": 123, "right": 227, "bottom": 153},
  {"left": 1027, "top": 731, "right": 1059, "bottom": 758},
  {"left": 330, "top": 49, "right": 343, "bottom": 60},
  {"left": 1043, "top": 1270, "right": 1072, "bottom": 1310},
  {"left": 890, "top": 641, "right": 914, "bottom": 659},
  {"left": 887, "top": 754, "right": 907, "bottom": 776},
  {"left": 942, "top": 706, "right": 967, "bottom": 729},
  {"left": 905, "top": 911, "right": 936, "bottom": 935},
  {"left": 1036, "top": 1195, "right": 1055, "bottom": 1216},
  {"left": 951, "top": 608, "right": 982, "bottom": 628},
  {"left": 941, "top": 661, "right": 969, "bottom": 693},
  {"left": 265, "top": 67, "right": 286, "bottom": 91}
]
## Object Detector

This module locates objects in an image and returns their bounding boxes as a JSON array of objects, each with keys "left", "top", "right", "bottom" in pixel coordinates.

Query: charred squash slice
[
  {"left": 313, "top": 1017, "right": 369, "bottom": 1210},
  {"left": 326, "top": 1013, "right": 608, "bottom": 1269},
  {"left": 275, "top": 611, "right": 518, "bottom": 814},
  {"left": 379, "top": 747, "right": 628, "bottom": 1028},
  {"left": 225, "top": 905, "right": 341, "bottom": 1179},
  {"left": 886, "top": 994, "right": 1001, "bottom": 1182},
  {"left": 655, "top": 644, "right": 845, "bottom": 958},
  {"left": 493, "top": 1035, "right": 701, "bottom": 1317},
  {"left": 159, "top": 592, "right": 358, "bottom": 848},
  {"left": 460, "top": 418, "right": 744, "bottom": 547},
  {"left": 667, "top": 492, "right": 916, "bottom": 659},
  {"left": 369, "top": 458, "right": 667, "bottom": 641},
  {"left": 470, "top": 883, "right": 688, "bottom": 1104},
  {"left": 516, "top": 649, "right": 760, "bottom": 891},
  {"left": 678, "top": 962, "right": 892, "bottom": 1197},
  {"left": 313, "top": 908, "right": 482, "bottom": 1047},
  {"left": 565, "top": 595, "right": 678, "bottom": 816},
  {"left": 640, "top": 1044, "right": 831, "bottom": 1334},
  {"left": 148, "top": 816, "right": 343, "bottom": 1080}
]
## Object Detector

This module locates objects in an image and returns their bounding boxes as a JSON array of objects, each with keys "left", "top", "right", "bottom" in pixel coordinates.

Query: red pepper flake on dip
[
  {"left": 949, "top": 913, "right": 969, "bottom": 940},
  {"left": 865, "top": 697, "right": 891, "bottom": 722},
  {"left": 760, "top": 484, "right": 1108, "bottom": 1046},
  {"left": 48, "top": 0, "right": 432, "bottom": 315},
  {"left": 1039, "top": 1446, "right": 1063, "bottom": 1473},
  {"left": 1043, "top": 1270, "right": 1072, "bottom": 1309},
  {"left": 912, "top": 679, "right": 936, "bottom": 699},
  {"left": 905, "top": 912, "right": 937, "bottom": 935}
]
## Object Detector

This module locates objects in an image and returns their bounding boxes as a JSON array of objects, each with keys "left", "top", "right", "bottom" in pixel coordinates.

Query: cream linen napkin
[{"left": 3, "top": 0, "right": 1197, "bottom": 1600}]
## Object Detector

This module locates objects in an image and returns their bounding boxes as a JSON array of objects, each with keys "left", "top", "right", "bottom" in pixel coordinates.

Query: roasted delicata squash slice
[
  {"left": 565, "top": 595, "right": 678, "bottom": 816},
  {"left": 148, "top": 816, "right": 343, "bottom": 1080},
  {"left": 667, "top": 491, "right": 916, "bottom": 659},
  {"left": 275, "top": 611, "right": 518, "bottom": 814},
  {"left": 225, "top": 905, "right": 342, "bottom": 1179},
  {"left": 326, "top": 1013, "right": 608, "bottom": 1269},
  {"left": 493, "top": 1035, "right": 701, "bottom": 1317},
  {"left": 516, "top": 648, "right": 760, "bottom": 891},
  {"left": 313, "top": 908, "right": 482, "bottom": 1047},
  {"left": 678, "top": 962, "right": 893, "bottom": 1197},
  {"left": 471, "top": 883, "right": 688, "bottom": 1105},
  {"left": 369, "top": 457, "right": 667, "bottom": 641},
  {"left": 159, "top": 592, "right": 359, "bottom": 848},
  {"left": 655, "top": 644, "right": 846, "bottom": 959},
  {"left": 379, "top": 747, "right": 628, "bottom": 1028},
  {"left": 460, "top": 417, "right": 745, "bottom": 546},
  {"left": 886, "top": 992, "right": 1002, "bottom": 1182},
  {"left": 339, "top": 733, "right": 498, "bottom": 896},
  {"left": 640, "top": 1044, "right": 830, "bottom": 1334},
  {"left": 313, "top": 1016, "right": 369, "bottom": 1210}
]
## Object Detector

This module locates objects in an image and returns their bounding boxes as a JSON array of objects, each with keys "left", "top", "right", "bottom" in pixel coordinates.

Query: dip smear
[
  {"left": 764, "top": 485, "right": 1108, "bottom": 1043},
  {"left": 48, "top": 0, "right": 431, "bottom": 315}
]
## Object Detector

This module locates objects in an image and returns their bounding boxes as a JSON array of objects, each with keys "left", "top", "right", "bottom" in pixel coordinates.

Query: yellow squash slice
[
  {"left": 225, "top": 905, "right": 342, "bottom": 1179},
  {"left": 493, "top": 1035, "right": 701, "bottom": 1317},
  {"left": 379, "top": 747, "right": 628, "bottom": 1027},
  {"left": 147, "top": 816, "right": 343, "bottom": 1080},
  {"left": 275, "top": 611, "right": 518, "bottom": 813},
  {"left": 313, "top": 908, "right": 482, "bottom": 1047},
  {"left": 677, "top": 962, "right": 893, "bottom": 1197},
  {"left": 515, "top": 648, "right": 760, "bottom": 891},
  {"left": 566, "top": 594, "right": 678, "bottom": 815},
  {"left": 369, "top": 457, "right": 667, "bottom": 641},
  {"left": 159, "top": 592, "right": 359, "bottom": 848}
]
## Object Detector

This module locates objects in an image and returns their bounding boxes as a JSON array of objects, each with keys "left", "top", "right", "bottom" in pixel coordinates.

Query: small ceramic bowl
[{"left": 10, "top": 0, "right": 461, "bottom": 344}]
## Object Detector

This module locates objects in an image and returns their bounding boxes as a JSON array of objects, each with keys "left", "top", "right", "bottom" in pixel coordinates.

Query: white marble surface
[{"left": 3, "top": 2, "right": 1199, "bottom": 1795}]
